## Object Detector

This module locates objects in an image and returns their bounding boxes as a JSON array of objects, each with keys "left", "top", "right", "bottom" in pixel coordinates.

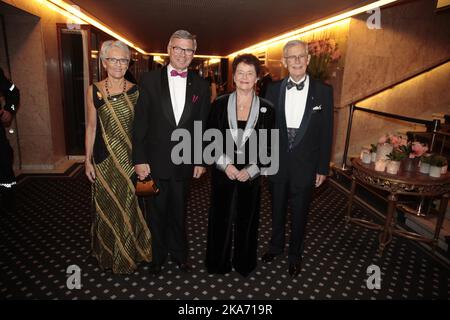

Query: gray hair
[
  {"left": 283, "top": 40, "right": 308, "bottom": 57},
  {"left": 168, "top": 30, "right": 197, "bottom": 51},
  {"left": 100, "top": 40, "right": 130, "bottom": 60}
]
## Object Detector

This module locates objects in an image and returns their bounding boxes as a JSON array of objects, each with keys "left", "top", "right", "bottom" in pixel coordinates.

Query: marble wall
[
  {"left": 5, "top": 13, "right": 55, "bottom": 168},
  {"left": 1, "top": 0, "right": 73, "bottom": 170},
  {"left": 335, "top": 0, "right": 450, "bottom": 163},
  {"left": 346, "top": 61, "right": 450, "bottom": 162}
]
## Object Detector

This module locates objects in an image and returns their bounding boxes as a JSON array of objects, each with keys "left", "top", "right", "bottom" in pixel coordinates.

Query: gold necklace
[{"left": 105, "top": 78, "right": 127, "bottom": 101}]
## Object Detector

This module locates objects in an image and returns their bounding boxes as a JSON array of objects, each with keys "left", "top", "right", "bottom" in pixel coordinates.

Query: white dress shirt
[
  {"left": 167, "top": 64, "right": 187, "bottom": 125},
  {"left": 285, "top": 75, "right": 309, "bottom": 129}
]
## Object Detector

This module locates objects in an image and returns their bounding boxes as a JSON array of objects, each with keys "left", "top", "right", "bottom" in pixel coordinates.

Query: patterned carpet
[{"left": 1, "top": 163, "right": 449, "bottom": 300}]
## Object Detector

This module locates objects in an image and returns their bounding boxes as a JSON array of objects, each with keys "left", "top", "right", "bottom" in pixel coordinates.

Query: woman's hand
[
  {"left": 225, "top": 164, "right": 239, "bottom": 180},
  {"left": 135, "top": 164, "right": 150, "bottom": 180},
  {"left": 236, "top": 169, "right": 250, "bottom": 182},
  {"left": 85, "top": 161, "right": 96, "bottom": 183}
]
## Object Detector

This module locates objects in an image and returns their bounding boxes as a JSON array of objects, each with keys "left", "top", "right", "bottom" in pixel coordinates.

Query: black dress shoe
[
  {"left": 288, "top": 259, "right": 302, "bottom": 278},
  {"left": 261, "top": 252, "right": 278, "bottom": 263},
  {"left": 177, "top": 262, "right": 192, "bottom": 272}
]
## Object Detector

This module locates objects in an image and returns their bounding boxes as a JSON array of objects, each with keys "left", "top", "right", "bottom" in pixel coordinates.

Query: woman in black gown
[{"left": 205, "top": 54, "right": 275, "bottom": 277}]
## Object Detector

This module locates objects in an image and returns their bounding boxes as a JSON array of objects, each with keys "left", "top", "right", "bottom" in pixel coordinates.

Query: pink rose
[
  {"left": 378, "top": 135, "right": 387, "bottom": 144},
  {"left": 411, "top": 142, "right": 428, "bottom": 158},
  {"left": 331, "top": 50, "right": 341, "bottom": 61},
  {"left": 390, "top": 135, "right": 401, "bottom": 147}
]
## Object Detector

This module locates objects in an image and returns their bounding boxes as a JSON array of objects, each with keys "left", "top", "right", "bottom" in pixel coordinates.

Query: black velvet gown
[{"left": 205, "top": 93, "right": 275, "bottom": 277}]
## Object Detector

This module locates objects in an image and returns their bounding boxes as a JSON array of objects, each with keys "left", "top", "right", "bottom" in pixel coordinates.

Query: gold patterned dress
[{"left": 91, "top": 83, "right": 152, "bottom": 274}]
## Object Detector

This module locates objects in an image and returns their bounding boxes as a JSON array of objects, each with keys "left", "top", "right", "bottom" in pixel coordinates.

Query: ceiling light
[{"left": 228, "top": 0, "right": 397, "bottom": 57}]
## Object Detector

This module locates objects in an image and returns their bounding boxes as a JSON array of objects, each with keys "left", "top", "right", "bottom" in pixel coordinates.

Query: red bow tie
[{"left": 170, "top": 69, "right": 188, "bottom": 78}]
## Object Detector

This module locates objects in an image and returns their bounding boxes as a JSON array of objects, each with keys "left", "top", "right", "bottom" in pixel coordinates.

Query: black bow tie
[{"left": 286, "top": 77, "right": 306, "bottom": 91}]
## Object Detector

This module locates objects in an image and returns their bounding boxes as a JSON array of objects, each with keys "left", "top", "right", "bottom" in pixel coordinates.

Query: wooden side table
[{"left": 347, "top": 158, "right": 450, "bottom": 255}]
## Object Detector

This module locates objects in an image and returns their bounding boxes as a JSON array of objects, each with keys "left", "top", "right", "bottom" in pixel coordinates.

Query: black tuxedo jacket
[
  {"left": 133, "top": 66, "right": 211, "bottom": 180},
  {"left": 265, "top": 76, "right": 334, "bottom": 186}
]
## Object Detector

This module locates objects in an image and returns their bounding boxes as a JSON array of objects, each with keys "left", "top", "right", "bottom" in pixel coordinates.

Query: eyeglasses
[
  {"left": 171, "top": 46, "right": 195, "bottom": 56},
  {"left": 105, "top": 57, "right": 129, "bottom": 65},
  {"left": 285, "top": 54, "right": 308, "bottom": 63}
]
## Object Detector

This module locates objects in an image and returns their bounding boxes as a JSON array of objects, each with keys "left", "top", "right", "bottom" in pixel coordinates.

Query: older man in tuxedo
[
  {"left": 262, "top": 40, "right": 333, "bottom": 278},
  {"left": 133, "top": 30, "right": 210, "bottom": 275}
]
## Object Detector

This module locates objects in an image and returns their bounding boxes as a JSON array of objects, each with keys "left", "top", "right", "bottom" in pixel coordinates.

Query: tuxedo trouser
[
  {"left": 144, "top": 178, "right": 189, "bottom": 267},
  {"left": 269, "top": 180, "right": 313, "bottom": 263},
  {"left": 0, "top": 126, "right": 15, "bottom": 185},
  {"left": 0, "top": 126, "right": 16, "bottom": 213}
]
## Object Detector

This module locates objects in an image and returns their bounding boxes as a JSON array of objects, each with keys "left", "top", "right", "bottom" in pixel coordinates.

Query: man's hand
[
  {"left": 135, "top": 164, "right": 150, "bottom": 180},
  {"left": 224, "top": 164, "right": 239, "bottom": 180},
  {"left": 193, "top": 166, "right": 206, "bottom": 179},
  {"left": 236, "top": 169, "right": 250, "bottom": 182},
  {"left": 315, "top": 174, "right": 327, "bottom": 187},
  {"left": 0, "top": 110, "right": 13, "bottom": 125}
]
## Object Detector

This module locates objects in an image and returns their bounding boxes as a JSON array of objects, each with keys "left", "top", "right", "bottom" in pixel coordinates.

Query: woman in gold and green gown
[{"left": 85, "top": 40, "right": 151, "bottom": 274}]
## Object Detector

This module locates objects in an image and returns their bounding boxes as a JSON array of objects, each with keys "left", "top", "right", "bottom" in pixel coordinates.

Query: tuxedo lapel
[
  {"left": 160, "top": 66, "right": 177, "bottom": 126},
  {"left": 178, "top": 71, "right": 194, "bottom": 127},
  {"left": 278, "top": 78, "right": 289, "bottom": 149},
  {"left": 292, "top": 78, "right": 315, "bottom": 148},
  {"left": 226, "top": 92, "right": 260, "bottom": 148}
]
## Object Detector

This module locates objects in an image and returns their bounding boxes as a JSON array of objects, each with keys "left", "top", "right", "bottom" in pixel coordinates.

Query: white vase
[
  {"left": 374, "top": 159, "right": 386, "bottom": 172},
  {"left": 376, "top": 143, "right": 393, "bottom": 161},
  {"left": 441, "top": 165, "right": 447, "bottom": 174},
  {"left": 429, "top": 165, "right": 441, "bottom": 178},
  {"left": 361, "top": 151, "right": 371, "bottom": 164},
  {"left": 371, "top": 152, "right": 377, "bottom": 163},
  {"left": 419, "top": 162, "right": 430, "bottom": 174},
  {"left": 386, "top": 160, "right": 400, "bottom": 174}
]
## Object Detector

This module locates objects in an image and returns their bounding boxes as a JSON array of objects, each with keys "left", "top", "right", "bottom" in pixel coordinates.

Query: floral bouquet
[
  {"left": 375, "top": 133, "right": 406, "bottom": 161},
  {"left": 401, "top": 141, "right": 428, "bottom": 158},
  {"left": 378, "top": 133, "right": 408, "bottom": 148},
  {"left": 307, "top": 39, "right": 341, "bottom": 82}
]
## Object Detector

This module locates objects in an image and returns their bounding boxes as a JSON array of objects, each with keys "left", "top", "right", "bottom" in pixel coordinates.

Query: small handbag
[{"left": 135, "top": 174, "right": 160, "bottom": 197}]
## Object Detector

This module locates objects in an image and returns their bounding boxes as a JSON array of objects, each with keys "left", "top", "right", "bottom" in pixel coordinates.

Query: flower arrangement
[
  {"left": 420, "top": 154, "right": 432, "bottom": 164},
  {"left": 429, "top": 154, "right": 447, "bottom": 167},
  {"left": 427, "top": 154, "right": 448, "bottom": 177},
  {"left": 373, "top": 133, "right": 429, "bottom": 166},
  {"left": 378, "top": 133, "right": 408, "bottom": 148},
  {"left": 307, "top": 39, "right": 341, "bottom": 82},
  {"left": 398, "top": 141, "right": 429, "bottom": 159}
]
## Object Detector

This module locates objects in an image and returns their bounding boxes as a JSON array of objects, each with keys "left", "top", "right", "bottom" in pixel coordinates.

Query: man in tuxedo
[
  {"left": 0, "top": 67, "right": 20, "bottom": 214},
  {"left": 133, "top": 30, "right": 210, "bottom": 275},
  {"left": 262, "top": 40, "right": 333, "bottom": 278}
]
